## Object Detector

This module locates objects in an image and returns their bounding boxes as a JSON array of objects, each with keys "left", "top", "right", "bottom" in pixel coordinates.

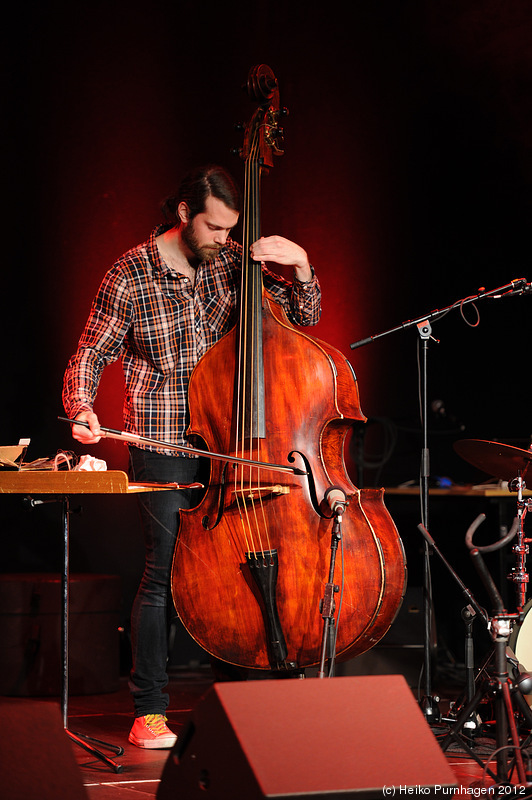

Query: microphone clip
[{"left": 324, "top": 486, "right": 348, "bottom": 518}]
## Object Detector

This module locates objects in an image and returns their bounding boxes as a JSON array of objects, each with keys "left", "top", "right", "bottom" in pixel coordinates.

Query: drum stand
[
  {"left": 418, "top": 523, "right": 532, "bottom": 787},
  {"left": 440, "top": 605, "right": 532, "bottom": 785}
]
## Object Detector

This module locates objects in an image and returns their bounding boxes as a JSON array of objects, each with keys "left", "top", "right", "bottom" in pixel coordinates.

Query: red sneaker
[{"left": 128, "top": 714, "right": 177, "bottom": 749}]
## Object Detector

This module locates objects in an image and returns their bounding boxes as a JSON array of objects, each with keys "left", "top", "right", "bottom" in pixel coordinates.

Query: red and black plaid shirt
[{"left": 63, "top": 227, "right": 321, "bottom": 455}]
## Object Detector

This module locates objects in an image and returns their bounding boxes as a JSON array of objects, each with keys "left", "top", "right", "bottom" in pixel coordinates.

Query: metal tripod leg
[{"left": 440, "top": 677, "right": 499, "bottom": 783}]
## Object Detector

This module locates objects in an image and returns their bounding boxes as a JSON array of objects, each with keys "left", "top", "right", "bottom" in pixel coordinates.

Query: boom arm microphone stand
[{"left": 350, "top": 277, "right": 531, "bottom": 724}]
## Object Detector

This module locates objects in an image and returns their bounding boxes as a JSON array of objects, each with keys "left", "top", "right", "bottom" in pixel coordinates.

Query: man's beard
[{"left": 182, "top": 222, "right": 222, "bottom": 263}]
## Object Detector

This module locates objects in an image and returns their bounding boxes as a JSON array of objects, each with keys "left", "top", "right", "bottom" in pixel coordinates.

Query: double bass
[{"left": 171, "top": 65, "right": 406, "bottom": 673}]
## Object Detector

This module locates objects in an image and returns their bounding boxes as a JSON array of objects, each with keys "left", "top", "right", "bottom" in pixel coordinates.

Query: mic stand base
[{"left": 420, "top": 694, "right": 441, "bottom": 725}]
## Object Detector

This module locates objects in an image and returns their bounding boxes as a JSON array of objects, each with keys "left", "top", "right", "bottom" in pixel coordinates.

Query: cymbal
[{"left": 454, "top": 439, "right": 532, "bottom": 481}]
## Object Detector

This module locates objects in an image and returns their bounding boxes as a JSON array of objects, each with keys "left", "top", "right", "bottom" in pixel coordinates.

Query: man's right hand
[{"left": 72, "top": 411, "right": 102, "bottom": 444}]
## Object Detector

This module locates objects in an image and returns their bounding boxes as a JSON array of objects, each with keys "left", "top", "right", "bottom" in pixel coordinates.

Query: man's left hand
[{"left": 250, "top": 236, "right": 312, "bottom": 282}]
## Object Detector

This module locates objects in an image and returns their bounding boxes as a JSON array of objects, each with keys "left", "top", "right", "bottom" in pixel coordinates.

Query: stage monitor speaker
[
  {"left": 0, "top": 698, "right": 89, "bottom": 800},
  {"left": 157, "top": 674, "right": 456, "bottom": 800}
]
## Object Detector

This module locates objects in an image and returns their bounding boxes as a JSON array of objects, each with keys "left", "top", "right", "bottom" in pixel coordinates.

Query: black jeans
[{"left": 127, "top": 446, "right": 204, "bottom": 717}]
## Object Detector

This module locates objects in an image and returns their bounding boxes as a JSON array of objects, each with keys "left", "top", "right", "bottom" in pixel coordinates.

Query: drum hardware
[
  {"left": 453, "top": 440, "right": 532, "bottom": 698},
  {"left": 455, "top": 438, "right": 532, "bottom": 608},
  {"left": 440, "top": 600, "right": 532, "bottom": 787},
  {"left": 418, "top": 523, "right": 532, "bottom": 787},
  {"left": 446, "top": 440, "right": 532, "bottom": 786},
  {"left": 449, "top": 514, "right": 522, "bottom": 734},
  {"left": 506, "top": 476, "right": 532, "bottom": 614}
]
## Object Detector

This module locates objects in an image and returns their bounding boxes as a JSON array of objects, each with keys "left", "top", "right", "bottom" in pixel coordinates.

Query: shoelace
[{"left": 143, "top": 714, "right": 169, "bottom": 735}]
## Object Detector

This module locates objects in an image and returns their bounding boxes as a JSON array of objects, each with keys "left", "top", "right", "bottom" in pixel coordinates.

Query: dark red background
[{"left": 3, "top": 1, "right": 532, "bottom": 658}]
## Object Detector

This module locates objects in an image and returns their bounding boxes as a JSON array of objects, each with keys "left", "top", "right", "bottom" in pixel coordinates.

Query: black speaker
[
  {"left": 0, "top": 698, "right": 89, "bottom": 800},
  {"left": 157, "top": 674, "right": 456, "bottom": 799}
]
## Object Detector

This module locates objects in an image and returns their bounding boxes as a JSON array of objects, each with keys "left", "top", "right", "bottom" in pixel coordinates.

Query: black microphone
[
  {"left": 324, "top": 486, "right": 348, "bottom": 516},
  {"left": 491, "top": 278, "right": 532, "bottom": 298},
  {"left": 430, "top": 399, "right": 465, "bottom": 431},
  {"left": 510, "top": 278, "right": 532, "bottom": 294},
  {"left": 431, "top": 399, "right": 446, "bottom": 417}
]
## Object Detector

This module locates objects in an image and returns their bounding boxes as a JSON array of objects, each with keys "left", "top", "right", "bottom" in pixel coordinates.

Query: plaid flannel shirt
[{"left": 62, "top": 227, "right": 321, "bottom": 455}]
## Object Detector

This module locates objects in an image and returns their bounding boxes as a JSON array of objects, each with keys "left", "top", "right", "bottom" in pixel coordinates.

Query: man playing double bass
[{"left": 62, "top": 164, "right": 321, "bottom": 749}]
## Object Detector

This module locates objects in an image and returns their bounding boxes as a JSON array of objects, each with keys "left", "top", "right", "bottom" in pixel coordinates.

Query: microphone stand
[
  {"left": 349, "top": 277, "right": 529, "bottom": 724},
  {"left": 349, "top": 278, "right": 530, "bottom": 352},
  {"left": 317, "top": 488, "right": 348, "bottom": 679},
  {"left": 317, "top": 511, "right": 342, "bottom": 679},
  {"left": 417, "top": 319, "right": 440, "bottom": 722}
]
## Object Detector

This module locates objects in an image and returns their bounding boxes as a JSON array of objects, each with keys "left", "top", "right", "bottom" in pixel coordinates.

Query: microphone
[
  {"left": 431, "top": 399, "right": 446, "bottom": 417},
  {"left": 490, "top": 278, "right": 532, "bottom": 298},
  {"left": 324, "top": 486, "right": 348, "bottom": 516},
  {"left": 510, "top": 278, "right": 532, "bottom": 294},
  {"left": 430, "top": 399, "right": 465, "bottom": 431}
]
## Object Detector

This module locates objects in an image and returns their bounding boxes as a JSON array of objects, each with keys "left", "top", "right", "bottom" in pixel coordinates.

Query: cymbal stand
[
  {"left": 28, "top": 496, "right": 124, "bottom": 772},
  {"left": 418, "top": 524, "right": 532, "bottom": 786},
  {"left": 507, "top": 474, "right": 532, "bottom": 615}
]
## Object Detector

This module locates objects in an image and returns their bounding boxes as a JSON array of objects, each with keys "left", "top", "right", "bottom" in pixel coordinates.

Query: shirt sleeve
[
  {"left": 262, "top": 265, "right": 321, "bottom": 327},
  {"left": 224, "top": 239, "right": 321, "bottom": 327},
  {"left": 62, "top": 266, "right": 133, "bottom": 418}
]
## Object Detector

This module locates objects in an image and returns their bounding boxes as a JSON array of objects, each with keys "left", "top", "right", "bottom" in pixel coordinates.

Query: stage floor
[{"left": 4, "top": 667, "right": 532, "bottom": 799}]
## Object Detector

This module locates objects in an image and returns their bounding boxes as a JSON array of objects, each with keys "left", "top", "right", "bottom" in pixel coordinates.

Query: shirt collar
[{"left": 148, "top": 226, "right": 174, "bottom": 277}]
